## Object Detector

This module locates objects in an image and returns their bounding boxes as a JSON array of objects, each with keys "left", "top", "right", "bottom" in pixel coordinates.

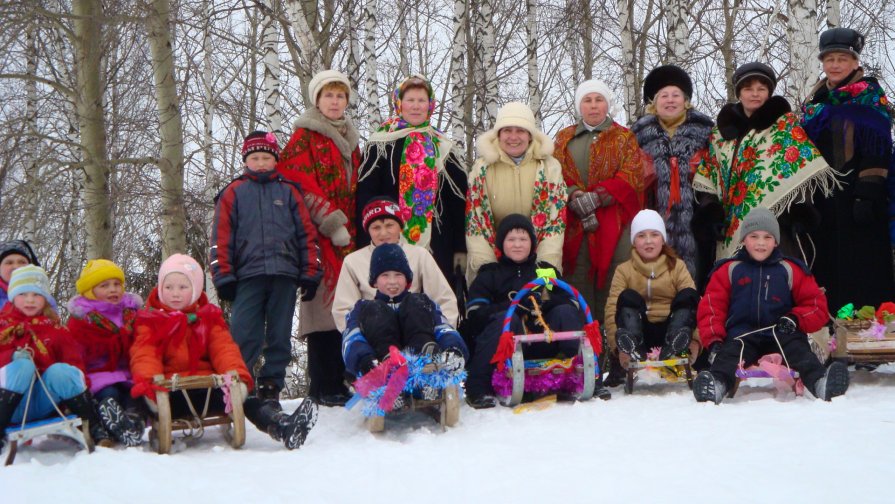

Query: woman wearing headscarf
[
  {"left": 356, "top": 75, "right": 467, "bottom": 280},
  {"left": 277, "top": 69, "right": 360, "bottom": 406}
]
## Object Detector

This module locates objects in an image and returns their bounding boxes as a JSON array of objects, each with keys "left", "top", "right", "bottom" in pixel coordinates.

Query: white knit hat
[
  {"left": 574, "top": 79, "right": 620, "bottom": 121},
  {"left": 308, "top": 69, "right": 350, "bottom": 105},
  {"left": 630, "top": 209, "right": 667, "bottom": 244},
  {"left": 478, "top": 102, "right": 553, "bottom": 159}
]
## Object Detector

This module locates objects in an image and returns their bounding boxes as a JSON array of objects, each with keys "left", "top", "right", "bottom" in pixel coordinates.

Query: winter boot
[
  {"left": 246, "top": 397, "right": 318, "bottom": 450},
  {"left": 602, "top": 353, "right": 626, "bottom": 388},
  {"left": 693, "top": 371, "right": 727, "bottom": 405},
  {"left": 436, "top": 347, "right": 466, "bottom": 374},
  {"left": 0, "top": 388, "right": 24, "bottom": 451},
  {"left": 97, "top": 397, "right": 145, "bottom": 447},
  {"left": 465, "top": 393, "right": 497, "bottom": 409},
  {"left": 659, "top": 307, "right": 695, "bottom": 360},
  {"left": 813, "top": 361, "right": 849, "bottom": 401},
  {"left": 615, "top": 307, "right": 644, "bottom": 361},
  {"left": 256, "top": 379, "right": 282, "bottom": 403},
  {"left": 63, "top": 391, "right": 114, "bottom": 447},
  {"left": 593, "top": 373, "right": 612, "bottom": 401}
]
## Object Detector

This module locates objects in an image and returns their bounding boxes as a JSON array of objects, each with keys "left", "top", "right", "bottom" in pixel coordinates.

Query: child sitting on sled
[
  {"left": 604, "top": 210, "right": 699, "bottom": 374},
  {"left": 693, "top": 208, "right": 849, "bottom": 404},
  {"left": 0, "top": 265, "right": 112, "bottom": 450},
  {"left": 130, "top": 254, "right": 317, "bottom": 449},
  {"left": 67, "top": 259, "right": 144, "bottom": 446},
  {"left": 464, "top": 214, "right": 609, "bottom": 409},
  {"left": 341, "top": 243, "right": 468, "bottom": 405}
]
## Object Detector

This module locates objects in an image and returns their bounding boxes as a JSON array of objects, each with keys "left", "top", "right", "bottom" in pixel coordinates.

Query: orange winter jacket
[{"left": 129, "top": 288, "right": 252, "bottom": 398}]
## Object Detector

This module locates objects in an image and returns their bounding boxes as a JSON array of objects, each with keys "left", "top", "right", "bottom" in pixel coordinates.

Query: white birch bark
[
  {"left": 826, "top": 0, "right": 840, "bottom": 28},
  {"left": 262, "top": 0, "right": 283, "bottom": 134},
  {"left": 22, "top": 22, "right": 40, "bottom": 242},
  {"left": 364, "top": 0, "right": 382, "bottom": 128},
  {"left": 398, "top": 4, "right": 411, "bottom": 77},
  {"left": 147, "top": 0, "right": 188, "bottom": 257},
  {"left": 202, "top": 0, "right": 218, "bottom": 305},
  {"left": 72, "top": 0, "right": 113, "bottom": 260},
  {"left": 665, "top": 0, "right": 690, "bottom": 68},
  {"left": 526, "top": 0, "right": 541, "bottom": 125},
  {"left": 449, "top": 0, "right": 467, "bottom": 146},
  {"left": 346, "top": 0, "right": 362, "bottom": 113},
  {"left": 786, "top": 0, "right": 819, "bottom": 102},
  {"left": 482, "top": 0, "right": 498, "bottom": 124},
  {"left": 617, "top": 0, "right": 639, "bottom": 124},
  {"left": 582, "top": 0, "right": 594, "bottom": 80}
]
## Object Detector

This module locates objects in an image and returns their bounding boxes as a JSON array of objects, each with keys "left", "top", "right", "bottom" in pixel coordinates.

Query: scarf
[
  {"left": 292, "top": 106, "right": 360, "bottom": 171},
  {"left": 67, "top": 293, "right": 141, "bottom": 373}
]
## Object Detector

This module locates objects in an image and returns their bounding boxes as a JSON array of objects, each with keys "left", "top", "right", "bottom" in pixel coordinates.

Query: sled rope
[
  {"left": 733, "top": 324, "right": 793, "bottom": 374},
  {"left": 794, "top": 232, "right": 816, "bottom": 270},
  {"left": 529, "top": 296, "right": 553, "bottom": 343}
]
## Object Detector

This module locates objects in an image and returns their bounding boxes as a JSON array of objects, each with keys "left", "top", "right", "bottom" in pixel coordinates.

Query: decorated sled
[
  {"left": 623, "top": 355, "right": 694, "bottom": 395},
  {"left": 147, "top": 371, "right": 246, "bottom": 454},
  {"left": 4, "top": 369, "right": 93, "bottom": 466},
  {"left": 490, "top": 277, "right": 602, "bottom": 407},
  {"left": 833, "top": 317, "right": 895, "bottom": 366},
  {"left": 348, "top": 347, "right": 464, "bottom": 433},
  {"left": 727, "top": 358, "right": 800, "bottom": 398}
]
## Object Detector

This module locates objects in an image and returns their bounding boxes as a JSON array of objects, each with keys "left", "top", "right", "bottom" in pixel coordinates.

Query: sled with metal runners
[{"left": 623, "top": 356, "right": 694, "bottom": 395}]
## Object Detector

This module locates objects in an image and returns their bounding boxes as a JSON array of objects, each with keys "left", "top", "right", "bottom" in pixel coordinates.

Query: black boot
[
  {"left": 245, "top": 397, "right": 318, "bottom": 450},
  {"left": 602, "top": 352, "right": 626, "bottom": 388},
  {"left": 63, "top": 390, "right": 114, "bottom": 447},
  {"left": 659, "top": 307, "right": 695, "bottom": 360},
  {"left": 97, "top": 397, "right": 145, "bottom": 447},
  {"left": 0, "top": 388, "right": 24, "bottom": 451},
  {"left": 615, "top": 307, "right": 644, "bottom": 360}
]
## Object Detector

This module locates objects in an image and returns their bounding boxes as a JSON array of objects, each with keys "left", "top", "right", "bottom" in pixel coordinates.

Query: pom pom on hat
[
  {"left": 369, "top": 243, "right": 413, "bottom": 287},
  {"left": 158, "top": 254, "right": 205, "bottom": 306},
  {"left": 630, "top": 210, "right": 667, "bottom": 244},
  {"left": 242, "top": 130, "right": 279, "bottom": 161},
  {"left": 76, "top": 259, "right": 125, "bottom": 299},
  {"left": 8, "top": 264, "right": 57, "bottom": 310}
]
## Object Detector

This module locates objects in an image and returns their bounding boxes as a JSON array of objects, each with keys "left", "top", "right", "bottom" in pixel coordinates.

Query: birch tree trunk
[
  {"left": 364, "top": 0, "right": 382, "bottom": 128},
  {"left": 398, "top": 5, "right": 411, "bottom": 77},
  {"left": 665, "top": 0, "right": 690, "bottom": 68},
  {"left": 146, "top": 0, "right": 188, "bottom": 257},
  {"left": 449, "top": 0, "right": 467, "bottom": 146},
  {"left": 285, "top": 0, "right": 320, "bottom": 105},
  {"left": 475, "top": 0, "right": 497, "bottom": 131},
  {"left": 262, "top": 0, "right": 283, "bottom": 134},
  {"left": 617, "top": 0, "right": 639, "bottom": 124},
  {"left": 721, "top": 0, "right": 742, "bottom": 103},
  {"left": 826, "top": 0, "right": 840, "bottom": 28},
  {"left": 526, "top": 0, "right": 541, "bottom": 125},
  {"left": 22, "top": 22, "right": 40, "bottom": 242},
  {"left": 202, "top": 0, "right": 218, "bottom": 304},
  {"left": 72, "top": 0, "right": 113, "bottom": 260},
  {"left": 566, "top": 0, "right": 580, "bottom": 80},
  {"left": 581, "top": 0, "right": 594, "bottom": 80},
  {"left": 346, "top": 0, "right": 362, "bottom": 115},
  {"left": 786, "top": 0, "right": 819, "bottom": 102}
]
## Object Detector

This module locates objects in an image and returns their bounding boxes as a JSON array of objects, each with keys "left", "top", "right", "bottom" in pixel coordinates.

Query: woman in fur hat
[
  {"left": 632, "top": 65, "right": 713, "bottom": 284},
  {"left": 800, "top": 27, "right": 895, "bottom": 311},
  {"left": 356, "top": 75, "right": 467, "bottom": 281},
  {"left": 693, "top": 62, "right": 836, "bottom": 268},
  {"left": 277, "top": 69, "right": 360, "bottom": 407},
  {"left": 465, "top": 102, "right": 568, "bottom": 283}
]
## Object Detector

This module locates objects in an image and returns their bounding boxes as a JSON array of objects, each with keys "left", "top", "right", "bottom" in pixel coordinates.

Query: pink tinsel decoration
[{"left": 491, "top": 356, "right": 585, "bottom": 397}]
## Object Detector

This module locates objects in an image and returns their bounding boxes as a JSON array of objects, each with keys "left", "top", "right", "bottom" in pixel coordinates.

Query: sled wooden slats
[{"left": 624, "top": 357, "right": 694, "bottom": 395}]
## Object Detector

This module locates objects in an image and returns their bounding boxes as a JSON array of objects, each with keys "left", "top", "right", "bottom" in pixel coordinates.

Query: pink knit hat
[{"left": 157, "top": 254, "right": 204, "bottom": 306}]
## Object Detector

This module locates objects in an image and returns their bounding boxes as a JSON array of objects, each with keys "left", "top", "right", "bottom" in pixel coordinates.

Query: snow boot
[
  {"left": 603, "top": 353, "right": 626, "bottom": 388},
  {"left": 436, "top": 347, "right": 466, "bottom": 374},
  {"left": 465, "top": 393, "right": 497, "bottom": 409},
  {"left": 63, "top": 391, "right": 114, "bottom": 447},
  {"left": 813, "top": 361, "right": 849, "bottom": 401},
  {"left": 659, "top": 307, "right": 694, "bottom": 360},
  {"left": 247, "top": 397, "right": 318, "bottom": 450},
  {"left": 0, "top": 388, "right": 24, "bottom": 451},
  {"left": 97, "top": 397, "right": 144, "bottom": 447},
  {"left": 615, "top": 307, "right": 644, "bottom": 360},
  {"left": 256, "top": 379, "right": 282, "bottom": 404},
  {"left": 693, "top": 371, "right": 727, "bottom": 404},
  {"left": 317, "top": 392, "right": 352, "bottom": 407}
]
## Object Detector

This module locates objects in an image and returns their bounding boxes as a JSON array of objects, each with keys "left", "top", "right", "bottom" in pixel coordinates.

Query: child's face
[
  {"left": 374, "top": 271, "right": 407, "bottom": 298},
  {"left": 92, "top": 278, "right": 124, "bottom": 304},
  {"left": 245, "top": 152, "right": 277, "bottom": 173},
  {"left": 633, "top": 230, "right": 664, "bottom": 262},
  {"left": 743, "top": 231, "right": 777, "bottom": 262},
  {"left": 14, "top": 292, "right": 47, "bottom": 317},
  {"left": 502, "top": 229, "right": 532, "bottom": 263},
  {"left": 368, "top": 218, "right": 402, "bottom": 246},
  {"left": 1, "top": 253, "right": 30, "bottom": 283},
  {"left": 161, "top": 272, "right": 193, "bottom": 310}
]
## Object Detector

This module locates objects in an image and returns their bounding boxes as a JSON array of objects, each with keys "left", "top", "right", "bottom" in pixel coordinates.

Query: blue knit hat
[
  {"left": 8, "top": 264, "right": 57, "bottom": 310},
  {"left": 369, "top": 243, "right": 413, "bottom": 287}
]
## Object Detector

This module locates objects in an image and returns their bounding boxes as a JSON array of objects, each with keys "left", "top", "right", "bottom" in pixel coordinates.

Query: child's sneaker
[
  {"left": 813, "top": 361, "right": 849, "bottom": 401},
  {"left": 98, "top": 397, "right": 144, "bottom": 447},
  {"left": 693, "top": 371, "right": 727, "bottom": 404},
  {"left": 615, "top": 329, "right": 643, "bottom": 361},
  {"left": 279, "top": 398, "right": 318, "bottom": 450}
]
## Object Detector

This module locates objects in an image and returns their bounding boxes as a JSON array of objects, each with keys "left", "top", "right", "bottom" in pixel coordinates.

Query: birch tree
[
  {"left": 448, "top": 0, "right": 467, "bottom": 146},
  {"left": 786, "top": 0, "right": 819, "bottom": 102},
  {"left": 262, "top": 0, "right": 283, "bottom": 134},
  {"left": 202, "top": 0, "right": 218, "bottom": 304},
  {"left": 617, "top": 0, "right": 640, "bottom": 123},
  {"left": 364, "top": 0, "right": 382, "bottom": 128},
  {"left": 826, "top": 0, "right": 840, "bottom": 28},
  {"left": 527, "top": 0, "right": 542, "bottom": 124},
  {"left": 665, "top": 0, "right": 690, "bottom": 67},
  {"left": 22, "top": 21, "right": 39, "bottom": 242}
]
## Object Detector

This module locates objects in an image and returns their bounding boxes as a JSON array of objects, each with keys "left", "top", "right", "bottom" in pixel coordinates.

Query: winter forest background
[{"left": 1, "top": 0, "right": 893, "bottom": 394}]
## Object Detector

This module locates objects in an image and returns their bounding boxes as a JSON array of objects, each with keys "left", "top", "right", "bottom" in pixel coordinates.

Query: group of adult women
[{"left": 274, "top": 26, "right": 894, "bottom": 403}]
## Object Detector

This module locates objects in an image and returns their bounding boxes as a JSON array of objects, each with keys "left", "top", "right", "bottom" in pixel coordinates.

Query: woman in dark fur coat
[{"left": 632, "top": 65, "right": 713, "bottom": 284}]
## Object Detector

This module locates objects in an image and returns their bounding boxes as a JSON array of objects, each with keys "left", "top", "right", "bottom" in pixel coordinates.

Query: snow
[{"left": 3, "top": 366, "right": 895, "bottom": 503}]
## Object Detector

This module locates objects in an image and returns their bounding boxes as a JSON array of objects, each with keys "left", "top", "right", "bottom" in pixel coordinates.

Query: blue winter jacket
[
  {"left": 210, "top": 169, "right": 322, "bottom": 290},
  {"left": 341, "top": 290, "right": 468, "bottom": 377}
]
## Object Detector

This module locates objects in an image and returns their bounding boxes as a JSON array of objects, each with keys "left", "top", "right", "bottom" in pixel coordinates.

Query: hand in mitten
[
  {"left": 618, "top": 351, "right": 631, "bottom": 370},
  {"left": 581, "top": 213, "right": 600, "bottom": 232},
  {"left": 299, "top": 281, "right": 319, "bottom": 302},
  {"left": 569, "top": 191, "right": 600, "bottom": 218},
  {"left": 775, "top": 315, "right": 798, "bottom": 335},
  {"left": 515, "top": 290, "right": 543, "bottom": 314},
  {"left": 216, "top": 283, "right": 237, "bottom": 302},
  {"left": 329, "top": 225, "right": 351, "bottom": 247}
]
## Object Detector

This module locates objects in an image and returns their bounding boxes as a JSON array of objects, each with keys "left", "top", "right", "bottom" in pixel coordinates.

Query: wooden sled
[
  {"left": 148, "top": 371, "right": 245, "bottom": 454},
  {"left": 365, "top": 383, "right": 460, "bottom": 433},
  {"left": 833, "top": 318, "right": 895, "bottom": 366},
  {"left": 623, "top": 357, "right": 694, "bottom": 395},
  {"left": 5, "top": 415, "right": 93, "bottom": 466}
]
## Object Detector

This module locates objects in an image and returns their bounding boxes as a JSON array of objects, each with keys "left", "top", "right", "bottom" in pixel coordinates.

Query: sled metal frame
[
  {"left": 501, "top": 331, "right": 596, "bottom": 407},
  {"left": 623, "top": 357, "right": 693, "bottom": 395},
  {"left": 148, "top": 371, "right": 246, "bottom": 454},
  {"left": 4, "top": 415, "right": 93, "bottom": 466},
  {"left": 365, "top": 384, "right": 460, "bottom": 433}
]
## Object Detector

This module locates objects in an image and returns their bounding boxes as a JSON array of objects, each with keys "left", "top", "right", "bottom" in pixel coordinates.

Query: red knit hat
[
  {"left": 242, "top": 130, "right": 279, "bottom": 161},
  {"left": 361, "top": 197, "right": 403, "bottom": 232}
]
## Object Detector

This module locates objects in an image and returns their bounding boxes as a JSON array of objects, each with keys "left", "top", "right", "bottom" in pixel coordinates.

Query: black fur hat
[
  {"left": 496, "top": 214, "right": 537, "bottom": 260},
  {"left": 643, "top": 65, "right": 693, "bottom": 104},
  {"left": 818, "top": 27, "right": 864, "bottom": 60},
  {"left": 733, "top": 62, "right": 777, "bottom": 95}
]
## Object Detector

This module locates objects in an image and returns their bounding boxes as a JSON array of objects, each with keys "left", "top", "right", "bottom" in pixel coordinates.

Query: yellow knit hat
[{"left": 76, "top": 259, "right": 125, "bottom": 299}]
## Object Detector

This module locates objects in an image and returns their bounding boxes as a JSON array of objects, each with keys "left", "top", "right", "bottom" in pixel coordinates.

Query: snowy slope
[{"left": 3, "top": 366, "right": 895, "bottom": 504}]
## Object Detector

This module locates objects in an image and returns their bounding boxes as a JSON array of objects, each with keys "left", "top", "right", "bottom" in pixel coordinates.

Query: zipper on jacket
[
  {"left": 764, "top": 274, "right": 770, "bottom": 301},
  {"left": 756, "top": 265, "right": 762, "bottom": 326}
]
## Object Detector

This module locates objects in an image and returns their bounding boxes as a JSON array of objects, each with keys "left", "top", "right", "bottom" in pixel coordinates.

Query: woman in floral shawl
[
  {"left": 277, "top": 69, "right": 360, "bottom": 407},
  {"left": 356, "top": 75, "right": 467, "bottom": 280},
  {"left": 800, "top": 27, "right": 895, "bottom": 311},
  {"left": 693, "top": 62, "right": 836, "bottom": 267},
  {"left": 465, "top": 102, "right": 567, "bottom": 283}
]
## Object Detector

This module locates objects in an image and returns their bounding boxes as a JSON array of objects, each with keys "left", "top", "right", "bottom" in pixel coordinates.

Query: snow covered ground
[{"left": 3, "top": 365, "right": 895, "bottom": 503}]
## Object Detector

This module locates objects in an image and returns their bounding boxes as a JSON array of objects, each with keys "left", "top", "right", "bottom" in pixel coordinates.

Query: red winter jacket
[
  {"left": 67, "top": 293, "right": 140, "bottom": 374},
  {"left": 698, "top": 249, "right": 829, "bottom": 349},
  {"left": 0, "top": 304, "right": 86, "bottom": 373}
]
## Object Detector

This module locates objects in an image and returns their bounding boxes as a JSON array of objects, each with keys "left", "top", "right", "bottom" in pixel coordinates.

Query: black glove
[
  {"left": 299, "top": 281, "right": 319, "bottom": 302},
  {"left": 216, "top": 283, "right": 237, "bottom": 302},
  {"left": 775, "top": 315, "right": 798, "bottom": 335},
  {"left": 358, "top": 355, "right": 377, "bottom": 376},
  {"left": 515, "top": 290, "right": 543, "bottom": 314}
]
